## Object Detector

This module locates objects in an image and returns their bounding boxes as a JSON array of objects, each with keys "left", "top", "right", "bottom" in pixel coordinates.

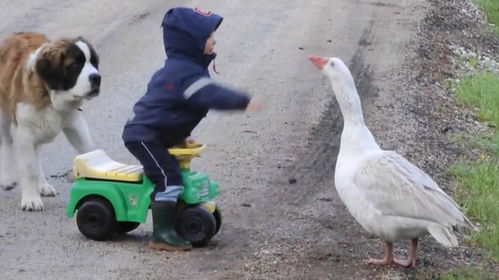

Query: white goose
[{"left": 308, "top": 56, "right": 476, "bottom": 267}]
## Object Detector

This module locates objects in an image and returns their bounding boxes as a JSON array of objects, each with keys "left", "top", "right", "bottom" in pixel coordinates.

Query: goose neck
[{"left": 333, "top": 82, "right": 365, "bottom": 126}]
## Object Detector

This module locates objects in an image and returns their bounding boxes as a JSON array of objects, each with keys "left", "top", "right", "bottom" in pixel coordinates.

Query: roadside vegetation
[
  {"left": 449, "top": 69, "right": 498, "bottom": 261},
  {"left": 440, "top": 2, "right": 498, "bottom": 279},
  {"left": 473, "top": 0, "right": 499, "bottom": 33},
  {"left": 442, "top": 62, "right": 498, "bottom": 280},
  {"left": 440, "top": 268, "right": 495, "bottom": 280}
]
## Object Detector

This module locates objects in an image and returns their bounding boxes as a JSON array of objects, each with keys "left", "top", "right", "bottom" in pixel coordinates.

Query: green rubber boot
[{"left": 149, "top": 201, "right": 192, "bottom": 251}]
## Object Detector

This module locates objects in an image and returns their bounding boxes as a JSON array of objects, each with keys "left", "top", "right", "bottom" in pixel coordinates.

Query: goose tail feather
[{"left": 428, "top": 225, "right": 459, "bottom": 247}]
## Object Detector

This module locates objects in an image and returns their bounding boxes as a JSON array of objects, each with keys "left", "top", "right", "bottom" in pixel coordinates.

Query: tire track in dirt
[{"left": 279, "top": 20, "right": 378, "bottom": 206}]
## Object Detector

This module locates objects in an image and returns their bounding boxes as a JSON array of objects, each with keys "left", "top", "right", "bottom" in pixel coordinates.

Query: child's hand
[
  {"left": 246, "top": 96, "right": 262, "bottom": 112},
  {"left": 185, "top": 136, "right": 196, "bottom": 145}
]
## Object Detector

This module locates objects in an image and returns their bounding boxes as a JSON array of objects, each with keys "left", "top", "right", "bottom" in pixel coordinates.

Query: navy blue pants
[{"left": 124, "top": 141, "right": 182, "bottom": 197}]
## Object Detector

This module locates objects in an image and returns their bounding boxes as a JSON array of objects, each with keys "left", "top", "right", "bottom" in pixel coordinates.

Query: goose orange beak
[{"left": 308, "top": 55, "right": 328, "bottom": 70}]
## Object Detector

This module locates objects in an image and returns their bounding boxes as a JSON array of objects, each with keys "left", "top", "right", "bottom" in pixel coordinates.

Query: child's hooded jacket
[{"left": 122, "top": 7, "right": 250, "bottom": 145}]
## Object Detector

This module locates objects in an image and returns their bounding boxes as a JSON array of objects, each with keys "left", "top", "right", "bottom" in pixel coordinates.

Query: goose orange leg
[
  {"left": 394, "top": 238, "right": 418, "bottom": 268},
  {"left": 364, "top": 241, "right": 395, "bottom": 265},
  {"left": 364, "top": 238, "right": 418, "bottom": 268}
]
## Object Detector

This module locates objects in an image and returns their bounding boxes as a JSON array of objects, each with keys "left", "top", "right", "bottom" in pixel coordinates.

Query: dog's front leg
[
  {"left": 16, "top": 127, "right": 44, "bottom": 211},
  {"left": 63, "top": 111, "right": 95, "bottom": 154},
  {"left": 0, "top": 112, "right": 18, "bottom": 190},
  {"left": 36, "top": 147, "right": 57, "bottom": 197},
  {"left": 0, "top": 140, "right": 18, "bottom": 190}
]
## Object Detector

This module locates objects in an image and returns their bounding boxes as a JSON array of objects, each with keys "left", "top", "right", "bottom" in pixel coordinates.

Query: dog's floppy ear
[
  {"left": 36, "top": 47, "right": 65, "bottom": 90},
  {"left": 76, "top": 36, "right": 99, "bottom": 68}
]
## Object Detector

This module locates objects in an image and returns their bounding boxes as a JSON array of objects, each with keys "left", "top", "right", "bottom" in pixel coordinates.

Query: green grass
[
  {"left": 471, "top": 130, "right": 499, "bottom": 155},
  {"left": 450, "top": 159, "right": 499, "bottom": 260},
  {"left": 473, "top": 0, "right": 499, "bottom": 33},
  {"left": 449, "top": 70, "right": 499, "bottom": 261},
  {"left": 440, "top": 268, "right": 496, "bottom": 280},
  {"left": 445, "top": 0, "right": 499, "bottom": 273},
  {"left": 449, "top": 131, "right": 499, "bottom": 155},
  {"left": 454, "top": 72, "right": 499, "bottom": 128}
]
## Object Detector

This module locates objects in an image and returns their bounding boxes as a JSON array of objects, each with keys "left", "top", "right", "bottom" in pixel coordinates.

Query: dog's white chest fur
[{"left": 16, "top": 103, "right": 69, "bottom": 144}]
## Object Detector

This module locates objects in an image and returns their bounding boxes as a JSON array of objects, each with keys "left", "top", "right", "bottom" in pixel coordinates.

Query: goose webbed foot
[
  {"left": 364, "top": 238, "right": 418, "bottom": 268},
  {"left": 364, "top": 241, "right": 394, "bottom": 266},
  {"left": 394, "top": 238, "right": 418, "bottom": 268}
]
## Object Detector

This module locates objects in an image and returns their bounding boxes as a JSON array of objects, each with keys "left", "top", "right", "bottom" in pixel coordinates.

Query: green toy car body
[{"left": 66, "top": 145, "right": 222, "bottom": 246}]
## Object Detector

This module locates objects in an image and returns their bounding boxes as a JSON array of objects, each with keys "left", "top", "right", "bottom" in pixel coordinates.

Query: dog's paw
[
  {"left": 39, "top": 183, "right": 58, "bottom": 197},
  {"left": 21, "top": 194, "right": 44, "bottom": 211},
  {"left": 1, "top": 181, "right": 17, "bottom": 191},
  {"left": 66, "top": 170, "right": 76, "bottom": 183}
]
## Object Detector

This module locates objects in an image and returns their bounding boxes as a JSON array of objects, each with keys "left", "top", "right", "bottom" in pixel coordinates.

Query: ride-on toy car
[{"left": 67, "top": 143, "right": 222, "bottom": 247}]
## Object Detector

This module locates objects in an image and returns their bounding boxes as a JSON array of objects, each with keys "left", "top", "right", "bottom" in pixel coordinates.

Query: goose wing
[{"left": 353, "top": 151, "right": 473, "bottom": 229}]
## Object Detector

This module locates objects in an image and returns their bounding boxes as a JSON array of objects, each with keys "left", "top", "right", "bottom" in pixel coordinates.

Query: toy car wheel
[
  {"left": 213, "top": 206, "right": 222, "bottom": 235},
  {"left": 76, "top": 198, "right": 116, "bottom": 241},
  {"left": 115, "top": 222, "right": 140, "bottom": 234},
  {"left": 176, "top": 205, "right": 216, "bottom": 247}
]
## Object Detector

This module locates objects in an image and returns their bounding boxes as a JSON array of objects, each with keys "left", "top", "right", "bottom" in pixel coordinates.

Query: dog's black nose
[{"left": 89, "top": 73, "right": 101, "bottom": 87}]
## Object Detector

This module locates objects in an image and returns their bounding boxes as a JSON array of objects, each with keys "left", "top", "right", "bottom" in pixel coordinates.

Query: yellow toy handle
[{"left": 168, "top": 142, "right": 207, "bottom": 169}]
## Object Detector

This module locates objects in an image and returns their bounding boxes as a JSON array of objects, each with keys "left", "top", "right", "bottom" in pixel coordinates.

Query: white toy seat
[{"left": 73, "top": 149, "right": 143, "bottom": 182}]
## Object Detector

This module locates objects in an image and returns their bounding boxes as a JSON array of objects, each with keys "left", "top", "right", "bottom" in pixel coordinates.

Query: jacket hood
[{"left": 162, "top": 7, "right": 223, "bottom": 68}]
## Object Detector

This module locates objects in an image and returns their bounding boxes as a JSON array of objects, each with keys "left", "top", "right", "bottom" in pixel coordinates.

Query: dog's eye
[{"left": 68, "top": 62, "right": 81, "bottom": 71}]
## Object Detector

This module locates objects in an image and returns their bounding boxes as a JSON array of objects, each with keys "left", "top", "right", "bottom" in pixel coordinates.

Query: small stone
[
  {"left": 439, "top": 125, "right": 453, "bottom": 133},
  {"left": 288, "top": 178, "right": 297, "bottom": 184}
]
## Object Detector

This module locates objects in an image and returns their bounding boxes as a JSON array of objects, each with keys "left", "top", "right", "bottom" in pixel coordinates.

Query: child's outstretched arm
[
  {"left": 183, "top": 76, "right": 251, "bottom": 110},
  {"left": 245, "top": 96, "right": 262, "bottom": 112}
]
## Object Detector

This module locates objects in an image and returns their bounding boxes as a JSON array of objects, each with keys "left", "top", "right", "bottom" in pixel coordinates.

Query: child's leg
[
  {"left": 124, "top": 140, "right": 191, "bottom": 250},
  {"left": 124, "top": 141, "right": 183, "bottom": 202}
]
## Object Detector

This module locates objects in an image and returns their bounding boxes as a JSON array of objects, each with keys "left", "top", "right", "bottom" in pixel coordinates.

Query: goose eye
[{"left": 330, "top": 61, "right": 335, "bottom": 67}]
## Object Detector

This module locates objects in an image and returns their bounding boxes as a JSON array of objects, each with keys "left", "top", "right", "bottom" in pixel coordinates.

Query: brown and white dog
[{"left": 0, "top": 32, "right": 100, "bottom": 211}]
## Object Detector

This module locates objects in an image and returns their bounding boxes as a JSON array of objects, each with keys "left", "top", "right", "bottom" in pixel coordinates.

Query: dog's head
[{"left": 34, "top": 37, "right": 100, "bottom": 104}]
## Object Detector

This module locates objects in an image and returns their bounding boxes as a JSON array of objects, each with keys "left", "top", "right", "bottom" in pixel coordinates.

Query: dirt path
[{"left": 0, "top": 0, "right": 494, "bottom": 279}]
